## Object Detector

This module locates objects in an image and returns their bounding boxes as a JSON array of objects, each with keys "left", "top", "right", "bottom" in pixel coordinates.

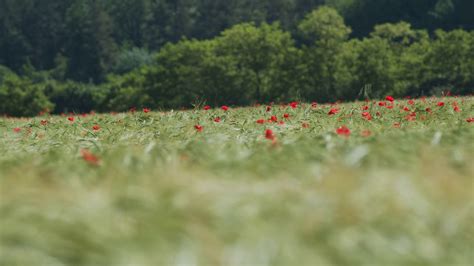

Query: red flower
[
  {"left": 40, "top": 120, "right": 48, "bottom": 126},
  {"left": 386, "top": 96, "right": 394, "bottom": 102},
  {"left": 143, "top": 108, "right": 151, "bottom": 113},
  {"left": 270, "top": 115, "right": 278, "bottom": 122},
  {"left": 221, "top": 105, "right": 229, "bottom": 111},
  {"left": 92, "top": 125, "right": 100, "bottom": 131},
  {"left": 256, "top": 119, "right": 265, "bottom": 124},
  {"left": 453, "top": 106, "right": 461, "bottom": 112},
  {"left": 362, "top": 112, "right": 372, "bottom": 121},
  {"left": 68, "top": 117, "right": 75, "bottom": 122},
  {"left": 81, "top": 149, "right": 100, "bottom": 166},
  {"left": 386, "top": 105, "right": 394, "bottom": 109},
  {"left": 378, "top": 101, "right": 387, "bottom": 107},
  {"left": 311, "top": 102, "right": 318, "bottom": 108},
  {"left": 290, "top": 102, "right": 298, "bottom": 109},
  {"left": 283, "top": 113, "right": 290, "bottom": 119},
  {"left": 467, "top": 118, "right": 474, "bottom": 123},
  {"left": 362, "top": 105, "right": 369, "bottom": 111},
  {"left": 194, "top": 125, "right": 203, "bottom": 132},
  {"left": 403, "top": 106, "right": 410, "bottom": 112},
  {"left": 214, "top": 117, "right": 221, "bottom": 123},
  {"left": 278, "top": 121, "right": 285, "bottom": 125},
  {"left": 336, "top": 126, "right": 351, "bottom": 137},
  {"left": 408, "top": 100, "right": 415, "bottom": 105},
  {"left": 13, "top": 127, "right": 21, "bottom": 133},
  {"left": 265, "top": 129, "right": 275, "bottom": 140},
  {"left": 266, "top": 106, "right": 272, "bottom": 112},
  {"left": 328, "top": 108, "right": 339, "bottom": 115},
  {"left": 204, "top": 105, "right": 211, "bottom": 111},
  {"left": 437, "top": 102, "right": 445, "bottom": 107}
]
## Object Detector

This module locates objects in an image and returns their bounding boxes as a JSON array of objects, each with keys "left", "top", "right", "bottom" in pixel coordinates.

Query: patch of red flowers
[
  {"left": 378, "top": 101, "right": 387, "bottom": 107},
  {"left": 221, "top": 105, "right": 229, "bottom": 111},
  {"left": 270, "top": 115, "right": 278, "bottom": 122},
  {"left": 289, "top": 102, "right": 298, "bottom": 109},
  {"left": 336, "top": 126, "right": 351, "bottom": 137},
  {"left": 283, "top": 113, "right": 290, "bottom": 119},
  {"left": 194, "top": 125, "right": 203, "bottom": 132},
  {"left": 437, "top": 102, "right": 445, "bottom": 107},
  {"left": 81, "top": 149, "right": 100, "bottom": 166},
  {"left": 68, "top": 117, "right": 75, "bottom": 122},
  {"left": 362, "top": 112, "right": 372, "bottom": 121}
]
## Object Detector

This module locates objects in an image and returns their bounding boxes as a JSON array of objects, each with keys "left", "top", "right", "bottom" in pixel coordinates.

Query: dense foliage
[
  {"left": 1, "top": 97, "right": 473, "bottom": 265},
  {"left": 1, "top": 3, "right": 473, "bottom": 116}
]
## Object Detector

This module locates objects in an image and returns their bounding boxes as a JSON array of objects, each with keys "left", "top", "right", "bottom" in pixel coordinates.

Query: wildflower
[
  {"left": 437, "top": 102, "right": 445, "bottom": 107},
  {"left": 328, "top": 108, "right": 339, "bottom": 115},
  {"left": 408, "top": 100, "right": 415, "bottom": 105},
  {"left": 68, "top": 117, "right": 75, "bottom": 122},
  {"left": 466, "top": 118, "right": 474, "bottom": 123},
  {"left": 311, "top": 102, "right": 318, "bottom": 108},
  {"left": 81, "top": 149, "right": 100, "bottom": 166},
  {"left": 221, "top": 105, "right": 229, "bottom": 111},
  {"left": 386, "top": 96, "right": 394, "bottom": 102},
  {"left": 283, "top": 113, "right": 290, "bottom": 119},
  {"left": 265, "top": 129, "right": 275, "bottom": 140},
  {"left": 403, "top": 107, "right": 410, "bottom": 112},
  {"left": 214, "top": 117, "right": 221, "bottom": 123},
  {"left": 270, "top": 115, "right": 278, "bottom": 122},
  {"left": 362, "top": 105, "right": 369, "bottom": 111},
  {"left": 378, "top": 102, "right": 387, "bottom": 107},
  {"left": 204, "top": 105, "right": 211, "bottom": 111},
  {"left": 386, "top": 105, "right": 394, "bottom": 109},
  {"left": 266, "top": 106, "right": 272, "bottom": 112},
  {"left": 143, "top": 108, "right": 151, "bottom": 113},
  {"left": 194, "top": 125, "right": 203, "bottom": 132},
  {"left": 454, "top": 106, "right": 461, "bottom": 112},
  {"left": 290, "top": 102, "right": 298, "bottom": 109},
  {"left": 362, "top": 112, "right": 372, "bottom": 121},
  {"left": 40, "top": 120, "right": 48, "bottom": 126},
  {"left": 336, "top": 126, "right": 351, "bottom": 137},
  {"left": 278, "top": 121, "right": 285, "bottom": 126},
  {"left": 256, "top": 119, "right": 265, "bottom": 124},
  {"left": 92, "top": 125, "right": 100, "bottom": 131},
  {"left": 13, "top": 127, "right": 21, "bottom": 133}
]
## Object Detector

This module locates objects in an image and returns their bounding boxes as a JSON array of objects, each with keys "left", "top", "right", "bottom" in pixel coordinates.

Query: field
[{"left": 1, "top": 97, "right": 473, "bottom": 266}]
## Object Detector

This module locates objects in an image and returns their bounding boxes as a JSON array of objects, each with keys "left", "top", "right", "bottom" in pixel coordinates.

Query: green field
[{"left": 1, "top": 97, "right": 473, "bottom": 266}]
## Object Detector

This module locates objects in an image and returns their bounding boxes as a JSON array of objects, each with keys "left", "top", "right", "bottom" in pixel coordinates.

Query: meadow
[{"left": 0, "top": 96, "right": 473, "bottom": 266}]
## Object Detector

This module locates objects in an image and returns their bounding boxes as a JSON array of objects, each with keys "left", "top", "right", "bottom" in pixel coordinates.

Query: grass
[{"left": 0, "top": 97, "right": 473, "bottom": 266}]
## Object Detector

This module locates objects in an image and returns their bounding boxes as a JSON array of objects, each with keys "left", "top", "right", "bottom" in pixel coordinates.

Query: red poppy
[
  {"left": 265, "top": 129, "right": 275, "bottom": 140},
  {"left": 283, "top": 113, "right": 290, "bottom": 119},
  {"left": 311, "top": 102, "right": 318, "bottom": 108},
  {"left": 13, "top": 127, "right": 21, "bottom": 133},
  {"left": 221, "top": 105, "right": 229, "bottom": 111},
  {"left": 270, "top": 115, "right": 278, "bottom": 122},
  {"left": 403, "top": 107, "right": 410, "bottom": 112},
  {"left": 92, "top": 125, "right": 100, "bottom": 131},
  {"left": 194, "top": 125, "right": 203, "bottom": 132},
  {"left": 386, "top": 96, "right": 395, "bottom": 102},
  {"left": 68, "top": 117, "right": 75, "bottom": 122},
  {"left": 408, "top": 100, "right": 415, "bottom": 105},
  {"left": 290, "top": 102, "right": 298, "bottom": 109},
  {"left": 256, "top": 119, "right": 265, "bottom": 124},
  {"left": 266, "top": 106, "right": 272, "bottom": 112},
  {"left": 81, "top": 149, "right": 100, "bottom": 166},
  {"left": 40, "top": 120, "right": 48, "bottom": 126},
  {"left": 336, "top": 126, "right": 351, "bottom": 137},
  {"left": 204, "top": 105, "right": 211, "bottom": 111},
  {"left": 362, "top": 106, "right": 369, "bottom": 111},
  {"left": 214, "top": 117, "right": 221, "bottom": 123},
  {"left": 378, "top": 102, "right": 387, "bottom": 107},
  {"left": 467, "top": 118, "right": 474, "bottom": 123},
  {"left": 143, "top": 108, "right": 151, "bottom": 113},
  {"left": 328, "top": 108, "right": 339, "bottom": 115},
  {"left": 453, "top": 106, "right": 461, "bottom": 112},
  {"left": 437, "top": 102, "right": 445, "bottom": 107},
  {"left": 362, "top": 112, "right": 372, "bottom": 121}
]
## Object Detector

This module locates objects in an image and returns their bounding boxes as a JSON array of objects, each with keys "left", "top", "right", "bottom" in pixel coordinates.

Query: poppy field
[{"left": 1, "top": 96, "right": 473, "bottom": 265}]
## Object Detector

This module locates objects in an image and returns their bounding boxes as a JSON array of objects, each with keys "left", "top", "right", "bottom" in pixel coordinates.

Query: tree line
[{"left": 1, "top": 4, "right": 473, "bottom": 116}]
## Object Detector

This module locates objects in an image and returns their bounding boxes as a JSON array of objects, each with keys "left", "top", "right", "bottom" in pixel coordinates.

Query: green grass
[{"left": 1, "top": 97, "right": 473, "bottom": 266}]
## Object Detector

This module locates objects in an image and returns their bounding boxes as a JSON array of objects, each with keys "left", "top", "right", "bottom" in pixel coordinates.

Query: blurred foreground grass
[{"left": 1, "top": 97, "right": 473, "bottom": 265}]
